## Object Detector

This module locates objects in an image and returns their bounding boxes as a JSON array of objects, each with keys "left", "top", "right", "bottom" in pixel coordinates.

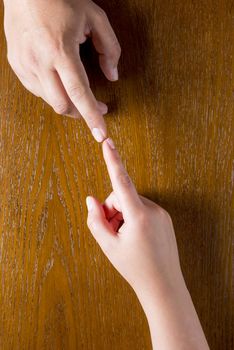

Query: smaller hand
[{"left": 86, "top": 138, "right": 182, "bottom": 296}]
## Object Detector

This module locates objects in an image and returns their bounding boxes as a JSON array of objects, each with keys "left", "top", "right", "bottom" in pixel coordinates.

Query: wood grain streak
[{"left": 0, "top": 0, "right": 233, "bottom": 349}]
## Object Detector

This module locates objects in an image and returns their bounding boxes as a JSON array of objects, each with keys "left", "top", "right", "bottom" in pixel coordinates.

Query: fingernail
[
  {"left": 92, "top": 128, "right": 105, "bottom": 142},
  {"left": 86, "top": 197, "right": 93, "bottom": 211},
  {"left": 111, "top": 67, "right": 119, "bottom": 81},
  {"left": 106, "top": 138, "right": 115, "bottom": 150},
  {"left": 97, "top": 102, "right": 108, "bottom": 115}
]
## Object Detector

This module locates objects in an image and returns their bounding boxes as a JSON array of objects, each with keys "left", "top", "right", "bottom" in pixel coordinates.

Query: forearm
[{"left": 135, "top": 276, "right": 209, "bottom": 350}]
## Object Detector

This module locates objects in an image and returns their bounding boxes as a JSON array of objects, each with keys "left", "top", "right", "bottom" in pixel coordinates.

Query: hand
[
  {"left": 4, "top": 0, "right": 121, "bottom": 141},
  {"left": 86, "top": 139, "right": 209, "bottom": 350},
  {"left": 86, "top": 138, "right": 182, "bottom": 295}
]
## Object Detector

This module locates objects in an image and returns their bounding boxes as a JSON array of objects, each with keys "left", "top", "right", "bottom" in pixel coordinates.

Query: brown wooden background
[{"left": 0, "top": 1, "right": 233, "bottom": 349}]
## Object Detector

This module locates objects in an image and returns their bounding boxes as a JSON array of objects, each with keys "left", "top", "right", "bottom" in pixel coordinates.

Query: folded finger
[
  {"left": 90, "top": 5, "right": 121, "bottom": 81},
  {"left": 38, "top": 69, "right": 80, "bottom": 118},
  {"left": 103, "top": 191, "right": 122, "bottom": 220},
  {"left": 86, "top": 196, "right": 117, "bottom": 252}
]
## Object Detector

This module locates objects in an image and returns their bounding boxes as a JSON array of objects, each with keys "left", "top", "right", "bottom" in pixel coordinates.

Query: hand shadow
[
  {"left": 141, "top": 189, "right": 233, "bottom": 350},
  {"left": 80, "top": 1, "right": 150, "bottom": 115}
]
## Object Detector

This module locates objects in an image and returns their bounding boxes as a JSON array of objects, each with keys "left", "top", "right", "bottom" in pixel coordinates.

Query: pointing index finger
[
  {"left": 56, "top": 54, "right": 107, "bottom": 142},
  {"left": 102, "top": 138, "right": 142, "bottom": 216}
]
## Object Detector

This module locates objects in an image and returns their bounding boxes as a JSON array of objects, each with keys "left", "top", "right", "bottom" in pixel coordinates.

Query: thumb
[{"left": 86, "top": 196, "right": 117, "bottom": 252}]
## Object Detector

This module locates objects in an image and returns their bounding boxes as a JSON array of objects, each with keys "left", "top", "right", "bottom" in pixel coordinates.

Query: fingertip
[
  {"left": 103, "top": 137, "right": 115, "bottom": 148},
  {"left": 102, "top": 138, "right": 116, "bottom": 160},
  {"left": 106, "top": 138, "right": 116, "bottom": 150},
  {"left": 92, "top": 128, "right": 107, "bottom": 143},
  {"left": 97, "top": 101, "right": 108, "bottom": 115},
  {"left": 104, "top": 67, "right": 119, "bottom": 82},
  {"left": 86, "top": 196, "right": 107, "bottom": 232},
  {"left": 86, "top": 195, "right": 115, "bottom": 245},
  {"left": 86, "top": 196, "right": 94, "bottom": 212},
  {"left": 102, "top": 138, "right": 110, "bottom": 159},
  {"left": 102, "top": 138, "right": 121, "bottom": 179},
  {"left": 86, "top": 196, "right": 105, "bottom": 215},
  {"left": 99, "top": 59, "right": 119, "bottom": 82},
  {"left": 90, "top": 112, "right": 108, "bottom": 143},
  {"left": 109, "top": 67, "right": 119, "bottom": 81}
]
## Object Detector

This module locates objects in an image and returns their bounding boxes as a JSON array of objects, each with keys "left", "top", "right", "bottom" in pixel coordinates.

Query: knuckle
[
  {"left": 36, "top": 30, "right": 64, "bottom": 60},
  {"left": 53, "top": 101, "right": 71, "bottom": 115},
  {"left": 24, "top": 52, "right": 38, "bottom": 67},
  {"left": 45, "top": 40, "right": 67, "bottom": 63},
  {"left": 17, "top": 50, "right": 39, "bottom": 71},
  {"left": 68, "top": 84, "right": 87, "bottom": 102},
  {"left": 111, "top": 40, "right": 121, "bottom": 59},
  {"left": 46, "top": 41, "right": 60, "bottom": 56},
  {"left": 117, "top": 172, "right": 132, "bottom": 187},
  {"left": 136, "top": 211, "right": 148, "bottom": 227},
  {"left": 8, "top": 52, "right": 38, "bottom": 75},
  {"left": 155, "top": 206, "right": 171, "bottom": 220},
  {"left": 95, "top": 7, "right": 108, "bottom": 22}
]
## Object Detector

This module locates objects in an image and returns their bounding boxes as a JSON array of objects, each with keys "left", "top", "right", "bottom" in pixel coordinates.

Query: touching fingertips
[
  {"left": 92, "top": 127, "right": 106, "bottom": 142},
  {"left": 106, "top": 138, "right": 115, "bottom": 150}
]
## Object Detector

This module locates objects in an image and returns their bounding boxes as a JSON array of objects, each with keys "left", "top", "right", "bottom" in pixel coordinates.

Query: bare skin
[
  {"left": 3, "top": 0, "right": 121, "bottom": 141},
  {"left": 86, "top": 139, "right": 210, "bottom": 350}
]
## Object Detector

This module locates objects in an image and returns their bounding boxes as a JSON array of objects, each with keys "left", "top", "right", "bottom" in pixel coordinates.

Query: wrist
[
  {"left": 134, "top": 270, "right": 187, "bottom": 312},
  {"left": 135, "top": 272, "right": 209, "bottom": 349}
]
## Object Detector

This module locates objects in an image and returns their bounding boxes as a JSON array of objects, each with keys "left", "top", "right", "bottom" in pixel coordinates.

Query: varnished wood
[{"left": 0, "top": 1, "right": 233, "bottom": 349}]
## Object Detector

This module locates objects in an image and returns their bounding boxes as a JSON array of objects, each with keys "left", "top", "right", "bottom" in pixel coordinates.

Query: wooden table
[{"left": 0, "top": 1, "right": 233, "bottom": 349}]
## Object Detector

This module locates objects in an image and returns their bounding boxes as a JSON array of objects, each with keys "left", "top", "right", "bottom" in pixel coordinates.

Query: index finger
[
  {"left": 102, "top": 138, "right": 142, "bottom": 216},
  {"left": 56, "top": 53, "right": 107, "bottom": 142}
]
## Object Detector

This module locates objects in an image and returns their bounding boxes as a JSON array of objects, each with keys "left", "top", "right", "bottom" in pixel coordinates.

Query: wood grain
[{"left": 0, "top": 0, "right": 233, "bottom": 349}]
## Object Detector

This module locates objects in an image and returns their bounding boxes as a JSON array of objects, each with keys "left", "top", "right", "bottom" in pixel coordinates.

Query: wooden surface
[{"left": 0, "top": 0, "right": 233, "bottom": 349}]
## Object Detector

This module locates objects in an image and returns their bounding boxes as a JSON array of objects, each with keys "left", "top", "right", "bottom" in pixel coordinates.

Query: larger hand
[{"left": 4, "top": 0, "right": 121, "bottom": 141}]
